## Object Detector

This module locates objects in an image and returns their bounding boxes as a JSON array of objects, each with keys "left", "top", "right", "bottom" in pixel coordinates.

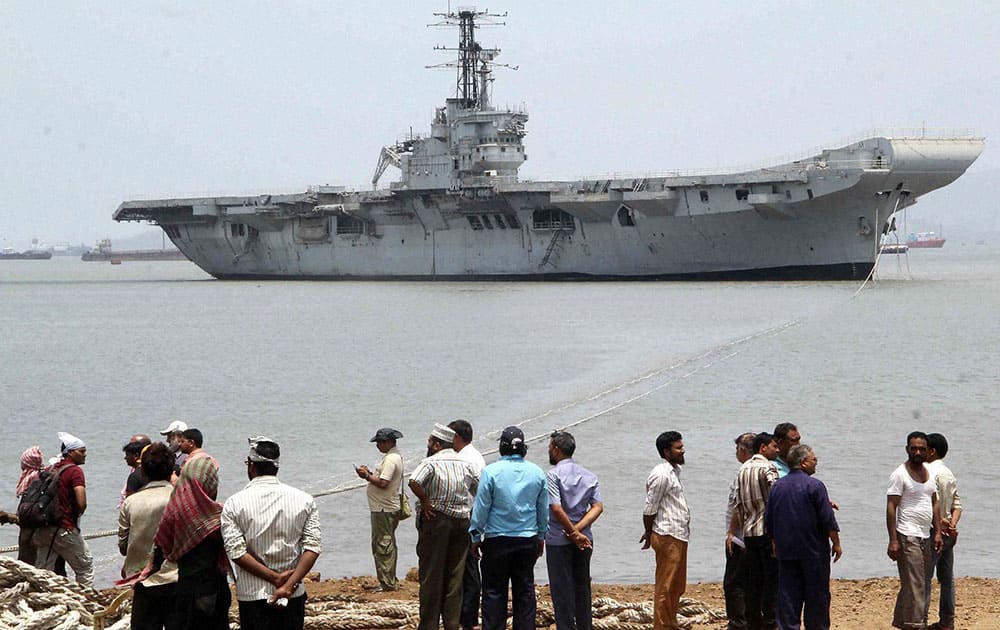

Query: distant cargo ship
[
  {"left": 81, "top": 239, "right": 187, "bottom": 262},
  {"left": 0, "top": 248, "right": 51, "bottom": 260},
  {"left": 906, "top": 232, "right": 946, "bottom": 248},
  {"left": 112, "top": 9, "right": 983, "bottom": 281}
]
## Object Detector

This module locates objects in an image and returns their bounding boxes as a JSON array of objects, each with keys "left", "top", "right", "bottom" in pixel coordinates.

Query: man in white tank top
[{"left": 886, "top": 431, "right": 943, "bottom": 629}]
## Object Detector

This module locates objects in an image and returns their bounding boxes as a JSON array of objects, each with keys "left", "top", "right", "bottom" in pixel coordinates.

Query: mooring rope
[{"left": 0, "top": 554, "right": 728, "bottom": 630}]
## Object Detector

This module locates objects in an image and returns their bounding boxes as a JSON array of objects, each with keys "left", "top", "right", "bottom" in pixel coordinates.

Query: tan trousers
[
  {"left": 892, "top": 532, "right": 933, "bottom": 629},
  {"left": 651, "top": 533, "right": 687, "bottom": 630},
  {"left": 370, "top": 511, "right": 400, "bottom": 589}
]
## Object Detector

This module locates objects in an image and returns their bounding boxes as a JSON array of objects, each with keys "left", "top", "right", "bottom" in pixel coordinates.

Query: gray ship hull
[{"left": 115, "top": 136, "right": 984, "bottom": 281}]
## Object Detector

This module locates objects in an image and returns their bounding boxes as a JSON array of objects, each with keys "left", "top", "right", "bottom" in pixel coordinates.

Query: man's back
[
  {"left": 735, "top": 455, "right": 777, "bottom": 538},
  {"left": 545, "top": 459, "right": 600, "bottom": 545},
  {"left": 765, "top": 471, "right": 837, "bottom": 560},
  {"left": 411, "top": 448, "right": 479, "bottom": 517},
  {"left": 222, "top": 476, "right": 321, "bottom": 600},
  {"left": 119, "top": 481, "right": 175, "bottom": 577},
  {"left": 473, "top": 456, "right": 548, "bottom": 539}
]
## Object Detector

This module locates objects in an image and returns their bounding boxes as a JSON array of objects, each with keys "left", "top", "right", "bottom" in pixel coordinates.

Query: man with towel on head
[
  {"left": 30, "top": 432, "right": 94, "bottom": 587},
  {"left": 12, "top": 446, "right": 44, "bottom": 563},
  {"left": 153, "top": 428, "right": 230, "bottom": 629},
  {"left": 409, "top": 423, "right": 481, "bottom": 630},
  {"left": 223, "top": 436, "right": 322, "bottom": 630}
]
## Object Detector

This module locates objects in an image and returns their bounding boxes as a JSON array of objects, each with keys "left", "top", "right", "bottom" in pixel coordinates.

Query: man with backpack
[{"left": 24, "top": 432, "right": 94, "bottom": 587}]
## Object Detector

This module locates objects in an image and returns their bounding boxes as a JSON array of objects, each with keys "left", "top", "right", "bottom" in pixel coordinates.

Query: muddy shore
[{"left": 301, "top": 573, "right": 1000, "bottom": 629}]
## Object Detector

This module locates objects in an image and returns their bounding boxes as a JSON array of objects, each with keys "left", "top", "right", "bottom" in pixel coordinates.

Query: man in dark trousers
[
  {"left": 409, "top": 424, "right": 481, "bottom": 630},
  {"left": 222, "top": 437, "right": 322, "bottom": 630},
  {"left": 470, "top": 426, "right": 548, "bottom": 630},
  {"left": 728, "top": 432, "right": 779, "bottom": 630},
  {"left": 765, "top": 444, "right": 842, "bottom": 629},
  {"left": 545, "top": 430, "right": 603, "bottom": 630}
]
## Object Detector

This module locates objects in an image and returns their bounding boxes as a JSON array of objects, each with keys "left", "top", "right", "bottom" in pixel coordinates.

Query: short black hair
[
  {"left": 141, "top": 443, "right": 174, "bottom": 482},
  {"left": 448, "top": 419, "right": 473, "bottom": 443},
  {"left": 550, "top": 431, "right": 576, "bottom": 457},
  {"left": 655, "top": 431, "right": 683, "bottom": 459},
  {"left": 498, "top": 439, "right": 526, "bottom": 457},
  {"left": 773, "top": 423, "right": 798, "bottom": 441},
  {"left": 753, "top": 432, "right": 775, "bottom": 454},
  {"left": 926, "top": 433, "right": 949, "bottom": 458},
  {"left": 123, "top": 441, "right": 148, "bottom": 457},
  {"left": 181, "top": 428, "right": 203, "bottom": 448},
  {"left": 907, "top": 431, "right": 928, "bottom": 446}
]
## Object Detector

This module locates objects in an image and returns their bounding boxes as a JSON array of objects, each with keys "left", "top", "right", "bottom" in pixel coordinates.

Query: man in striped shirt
[
  {"left": 409, "top": 423, "right": 481, "bottom": 630},
  {"left": 221, "top": 437, "right": 322, "bottom": 630},
  {"left": 728, "top": 432, "right": 780, "bottom": 630},
  {"left": 641, "top": 431, "right": 690, "bottom": 630}
]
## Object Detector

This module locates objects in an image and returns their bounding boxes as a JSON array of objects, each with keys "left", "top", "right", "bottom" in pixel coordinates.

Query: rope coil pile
[
  {"left": 0, "top": 562, "right": 727, "bottom": 630},
  {"left": 295, "top": 591, "right": 726, "bottom": 630},
  {"left": 0, "top": 556, "right": 122, "bottom": 630}
]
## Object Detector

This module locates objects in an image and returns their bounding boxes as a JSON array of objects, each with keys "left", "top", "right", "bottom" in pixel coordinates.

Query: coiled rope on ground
[{"left": 0, "top": 561, "right": 727, "bottom": 630}]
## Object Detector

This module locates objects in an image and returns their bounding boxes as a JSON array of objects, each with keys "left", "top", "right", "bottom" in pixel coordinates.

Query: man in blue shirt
[
  {"left": 545, "top": 431, "right": 604, "bottom": 630},
  {"left": 764, "top": 444, "right": 842, "bottom": 630},
  {"left": 469, "top": 426, "right": 548, "bottom": 630}
]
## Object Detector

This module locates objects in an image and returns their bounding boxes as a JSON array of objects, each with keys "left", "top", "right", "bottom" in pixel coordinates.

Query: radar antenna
[{"left": 427, "top": 8, "right": 516, "bottom": 109}]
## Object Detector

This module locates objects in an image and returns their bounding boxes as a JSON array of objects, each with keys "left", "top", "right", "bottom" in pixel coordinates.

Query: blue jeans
[
  {"left": 924, "top": 528, "right": 956, "bottom": 627},
  {"left": 545, "top": 543, "right": 593, "bottom": 630}
]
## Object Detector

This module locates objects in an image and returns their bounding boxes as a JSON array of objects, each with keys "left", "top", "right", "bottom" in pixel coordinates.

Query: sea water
[{"left": 1, "top": 248, "right": 998, "bottom": 587}]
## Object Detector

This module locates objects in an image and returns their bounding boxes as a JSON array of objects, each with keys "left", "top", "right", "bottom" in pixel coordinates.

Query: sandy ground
[{"left": 302, "top": 571, "right": 1000, "bottom": 629}]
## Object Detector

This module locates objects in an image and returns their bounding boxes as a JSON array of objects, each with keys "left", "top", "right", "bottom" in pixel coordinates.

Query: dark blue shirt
[{"left": 764, "top": 470, "right": 839, "bottom": 560}]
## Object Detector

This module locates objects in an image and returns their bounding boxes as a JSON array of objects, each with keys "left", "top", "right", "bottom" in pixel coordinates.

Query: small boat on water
[
  {"left": 880, "top": 243, "right": 909, "bottom": 255},
  {"left": 0, "top": 248, "right": 52, "bottom": 260},
  {"left": 907, "top": 231, "right": 946, "bottom": 248}
]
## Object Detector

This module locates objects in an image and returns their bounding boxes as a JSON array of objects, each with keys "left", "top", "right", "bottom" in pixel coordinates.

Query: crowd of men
[
  {"left": 3, "top": 420, "right": 962, "bottom": 630},
  {"left": 7, "top": 423, "right": 321, "bottom": 630}
]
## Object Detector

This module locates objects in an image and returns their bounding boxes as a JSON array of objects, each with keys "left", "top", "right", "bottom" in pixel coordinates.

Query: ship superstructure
[{"left": 113, "top": 9, "right": 984, "bottom": 280}]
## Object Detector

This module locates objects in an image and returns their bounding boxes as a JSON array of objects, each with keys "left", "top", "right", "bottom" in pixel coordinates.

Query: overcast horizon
[{"left": 3, "top": 1, "right": 998, "bottom": 249}]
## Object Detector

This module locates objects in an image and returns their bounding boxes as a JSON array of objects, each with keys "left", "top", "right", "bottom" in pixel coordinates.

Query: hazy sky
[{"left": 2, "top": 1, "right": 997, "bottom": 248}]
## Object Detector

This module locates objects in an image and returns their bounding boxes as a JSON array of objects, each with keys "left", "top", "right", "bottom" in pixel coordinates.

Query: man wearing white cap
[
  {"left": 159, "top": 420, "right": 189, "bottom": 475},
  {"left": 223, "top": 437, "right": 322, "bottom": 630},
  {"left": 31, "top": 432, "right": 94, "bottom": 587},
  {"left": 408, "top": 423, "right": 480, "bottom": 630}
]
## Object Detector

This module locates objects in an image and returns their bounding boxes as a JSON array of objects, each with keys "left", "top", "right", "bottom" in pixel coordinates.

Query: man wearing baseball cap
[
  {"left": 159, "top": 420, "right": 189, "bottom": 475},
  {"left": 469, "top": 426, "right": 548, "bottom": 630},
  {"left": 356, "top": 428, "right": 404, "bottom": 591}
]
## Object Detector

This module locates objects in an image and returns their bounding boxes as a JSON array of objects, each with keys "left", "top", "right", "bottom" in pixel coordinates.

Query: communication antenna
[{"left": 427, "top": 8, "right": 517, "bottom": 109}]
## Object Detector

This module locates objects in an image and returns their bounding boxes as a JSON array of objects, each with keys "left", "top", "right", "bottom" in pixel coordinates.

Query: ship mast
[{"left": 428, "top": 8, "right": 515, "bottom": 110}]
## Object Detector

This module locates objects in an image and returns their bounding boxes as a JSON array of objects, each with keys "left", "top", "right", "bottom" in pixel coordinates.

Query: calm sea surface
[{"left": 1, "top": 248, "right": 998, "bottom": 588}]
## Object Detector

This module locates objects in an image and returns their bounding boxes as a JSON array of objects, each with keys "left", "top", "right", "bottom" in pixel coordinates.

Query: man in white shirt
[
  {"left": 449, "top": 419, "right": 487, "bottom": 630},
  {"left": 640, "top": 431, "right": 690, "bottom": 630},
  {"left": 356, "top": 427, "right": 405, "bottom": 591},
  {"left": 222, "top": 437, "right": 322, "bottom": 630},
  {"left": 886, "top": 431, "right": 943, "bottom": 630},
  {"left": 924, "top": 433, "right": 963, "bottom": 630}
]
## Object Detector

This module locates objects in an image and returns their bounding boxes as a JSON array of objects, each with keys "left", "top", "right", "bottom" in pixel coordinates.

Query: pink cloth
[{"left": 16, "top": 447, "right": 43, "bottom": 498}]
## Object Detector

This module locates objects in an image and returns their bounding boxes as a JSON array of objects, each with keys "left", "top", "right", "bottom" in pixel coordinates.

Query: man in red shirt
[{"left": 31, "top": 432, "right": 94, "bottom": 587}]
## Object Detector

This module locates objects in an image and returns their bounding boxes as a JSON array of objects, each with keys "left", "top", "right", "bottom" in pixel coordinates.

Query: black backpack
[{"left": 17, "top": 464, "right": 70, "bottom": 529}]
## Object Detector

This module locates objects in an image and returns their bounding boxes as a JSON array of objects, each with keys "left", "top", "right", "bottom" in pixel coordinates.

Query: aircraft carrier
[{"left": 113, "top": 9, "right": 984, "bottom": 281}]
